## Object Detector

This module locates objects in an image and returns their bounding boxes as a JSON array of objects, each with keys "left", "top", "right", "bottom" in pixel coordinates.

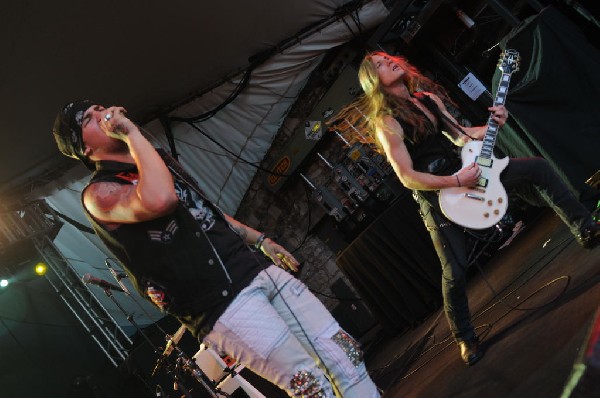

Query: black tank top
[
  {"left": 396, "top": 94, "right": 463, "bottom": 211},
  {"left": 400, "top": 93, "right": 461, "bottom": 176}
]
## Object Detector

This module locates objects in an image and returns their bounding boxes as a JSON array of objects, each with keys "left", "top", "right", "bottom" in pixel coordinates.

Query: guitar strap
[
  {"left": 439, "top": 112, "right": 477, "bottom": 141},
  {"left": 414, "top": 93, "right": 477, "bottom": 141}
]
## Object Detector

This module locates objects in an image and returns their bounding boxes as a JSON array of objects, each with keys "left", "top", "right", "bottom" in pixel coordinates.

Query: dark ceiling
[{"left": 0, "top": 0, "right": 368, "bottom": 197}]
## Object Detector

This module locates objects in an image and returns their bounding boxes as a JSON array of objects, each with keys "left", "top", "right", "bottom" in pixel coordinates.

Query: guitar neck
[{"left": 479, "top": 72, "right": 512, "bottom": 160}]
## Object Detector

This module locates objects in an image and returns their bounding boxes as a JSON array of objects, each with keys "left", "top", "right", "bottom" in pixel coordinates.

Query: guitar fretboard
[{"left": 479, "top": 73, "right": 512, "bottom": 160}]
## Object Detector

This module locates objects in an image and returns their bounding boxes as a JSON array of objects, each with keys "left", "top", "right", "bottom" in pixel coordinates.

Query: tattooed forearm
[
  {"left": 223, "top": 214, "right": 260, "bottom": 244},
  {"left": 232, "top": 225, "right": 248, "bottom": 240}
]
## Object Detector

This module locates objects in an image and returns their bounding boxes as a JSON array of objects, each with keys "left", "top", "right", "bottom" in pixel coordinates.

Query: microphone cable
[
  {"left": 466, "top": 223, "right": 574, "bottom": 314},
  {"left": 130, "top": 123, "right": 365, "bottom": 395},
  {"left": 246, "top": 246, "right": 342, "bottom": 397}
]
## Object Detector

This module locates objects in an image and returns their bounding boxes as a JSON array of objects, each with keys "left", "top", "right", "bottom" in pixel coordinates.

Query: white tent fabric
[
  {"left": 144, "top": 0, "right": 389, "bottom": 213},
  {"left": 40, "top": 0, "right": 389, "bottom": 331}
]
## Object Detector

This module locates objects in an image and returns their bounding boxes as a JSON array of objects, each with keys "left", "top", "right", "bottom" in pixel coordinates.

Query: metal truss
[{"left": 1, "top": 200, "right": 132, "bottom": 367}]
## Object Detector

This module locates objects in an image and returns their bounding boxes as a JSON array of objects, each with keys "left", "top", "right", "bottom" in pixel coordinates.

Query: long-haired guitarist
[{"left": 335, "top": 51, "right": 599, "bottom": 366}]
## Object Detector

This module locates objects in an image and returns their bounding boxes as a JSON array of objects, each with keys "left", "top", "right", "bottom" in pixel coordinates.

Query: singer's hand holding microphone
[{"left": 100, "top": 106, "right": 137, "bottom": 141}]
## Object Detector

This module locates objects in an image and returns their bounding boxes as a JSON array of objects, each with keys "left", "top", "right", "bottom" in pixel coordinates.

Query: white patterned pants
[{"left": 204, "top": 265, "right": 380, "bottom": 398}]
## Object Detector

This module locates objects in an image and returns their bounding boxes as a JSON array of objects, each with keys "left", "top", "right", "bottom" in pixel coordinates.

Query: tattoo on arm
[
  {"left": 95, "top": 182, "right": 124, "bottom": 202},
  {"left": 232, "top": 225, "right": 248, "bottom": 240},
  {"left": 83, "top": 181, "right": 137, "bottom": 224},
  {"left": 224, "top": 214, "right": 255, "bottom": 243}
]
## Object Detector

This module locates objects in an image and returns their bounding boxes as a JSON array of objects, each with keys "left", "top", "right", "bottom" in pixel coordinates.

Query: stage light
[
  {"left": 0, "top": 279, "right": 8, "bottom": 288},
  {"left": 34, "top": 263, "right": 47, "bottom": 276}
]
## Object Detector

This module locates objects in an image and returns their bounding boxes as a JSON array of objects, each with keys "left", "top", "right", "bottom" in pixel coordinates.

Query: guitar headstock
[{"left": 497, "top": 49, "right": 520, "bottom": 75}]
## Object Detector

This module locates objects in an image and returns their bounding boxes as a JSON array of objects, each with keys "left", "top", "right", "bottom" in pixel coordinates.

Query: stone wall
[{"left": 235, "top": 46, "right": 362, "bottom": 310}]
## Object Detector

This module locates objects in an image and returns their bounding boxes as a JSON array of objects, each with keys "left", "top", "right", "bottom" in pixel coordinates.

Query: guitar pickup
[
  {"left": 464, "top": 193, "right": 485, "bottom": 201},
  {"left": 477, "top": 177, "right": 488, "bottom": 188},
  {"left": 476, "top": 157, "right": 493, "bottom": 168}
]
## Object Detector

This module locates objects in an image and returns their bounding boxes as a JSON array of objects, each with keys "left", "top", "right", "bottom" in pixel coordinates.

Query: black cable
[
  {"left": 174, "top": 137, "right": 238, "bottom": 159},
  {"left": 140, "top": 119, "right": 372, "bottom": 394},
  {"left": 288, "top": 182, "right": 314, "bottom": 254},
  {"left": 342, "top": 17, "right": 358, "bottom": 37},
  {"left": 183, "top": 122, "right": 261, "bottom": 168},
  {"left": 346, "top": 6, "right": 364, "bottom": 36},
  {"left": 375, "top": 268, "right": 570, "bottom": 384},
  {"left": 472, "top": 234, "right": 573, "bottom": 314},
  {"left": 146, "top": 122, "right": 292, "bottom": 178},
  {"left": 152, "top": 148, "right": 340, "bottom": 394},
  {"left": 169, "top": 67, "right": 254, "bottom": 124},
  {"left": 142, "top": 126, "right": 307, "bottom": 254},
  {"left": 376, "top": 322, "right": 493, "bottom": 384},
  {"left": 62, "top": 257, "right": 107, "bottom": 271},
  {"left": 248, "top": 249, "right": 341, "bottom": 396},
  {"left": 309, "top": 287, "right": 363, "bottom": 302},
  {"left": 53, "top": 208, "right": 96, "bottom": 234},
  {"left": 464, "top": 225, "right": 503, "bottom": 266},
  {"left": 371, "top": 229, "right": 576, "bottom": 386},
  {"left": 104, "top": 257, "right": 165, "bottom": 326}
]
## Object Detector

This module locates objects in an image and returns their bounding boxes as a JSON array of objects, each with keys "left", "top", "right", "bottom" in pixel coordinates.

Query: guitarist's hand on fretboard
[{"left": 488, "top": 105, "right": 509, "bottom": 127}]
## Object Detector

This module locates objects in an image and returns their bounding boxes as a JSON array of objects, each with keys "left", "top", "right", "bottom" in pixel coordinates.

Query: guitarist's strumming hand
[{"left": 456, "top": 163, "right": 482, "bottom": 187}]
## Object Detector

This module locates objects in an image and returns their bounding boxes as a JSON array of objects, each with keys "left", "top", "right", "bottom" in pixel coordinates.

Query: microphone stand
[
  {"left": 105, "top": 258, "right": 163, "bottom": 326},
  {"left": 171, "top": 343, "right": 232, "bottom": 398},
  {"left": 100, "top": 287, "right": 195, "bottom": 398}
]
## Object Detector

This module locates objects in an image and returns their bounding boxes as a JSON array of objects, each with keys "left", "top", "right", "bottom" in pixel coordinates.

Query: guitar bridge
[{"left": 464, "top": 193, "right": 485, "bottom": 201}]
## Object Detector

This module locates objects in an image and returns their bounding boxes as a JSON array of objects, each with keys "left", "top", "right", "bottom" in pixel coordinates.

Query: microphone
[
  {"left": 82, "top": 273, "right": 125, "bottom": 293},
  {"left": 106, "top": 259, "right": 131, "bottom": 296}
]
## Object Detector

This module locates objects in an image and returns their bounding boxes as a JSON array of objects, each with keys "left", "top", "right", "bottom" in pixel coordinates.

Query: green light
[{"left": 0, "top": 279, "right": 8, "bottom": 288}]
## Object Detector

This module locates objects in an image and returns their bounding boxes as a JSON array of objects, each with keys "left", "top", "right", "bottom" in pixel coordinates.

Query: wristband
[
  {"left": 456, "top": 175, "right": 461, "bottom": 187},
  {"left": 254, "top": 233, "right": 266, "bottom": 250}
]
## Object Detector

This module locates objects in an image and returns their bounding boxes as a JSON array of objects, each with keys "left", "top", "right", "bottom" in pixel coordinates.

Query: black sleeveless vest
[
  {"left": 400, "top": 93, "right": 461, "bottom": 176},
  {"left": 82, "top": 159, "right": 268, "bottom": 338}
]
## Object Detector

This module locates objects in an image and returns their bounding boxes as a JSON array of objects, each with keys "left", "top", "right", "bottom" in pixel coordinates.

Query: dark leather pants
[{"left": 415, "top": 157, "right": 592, "bottom": 341}]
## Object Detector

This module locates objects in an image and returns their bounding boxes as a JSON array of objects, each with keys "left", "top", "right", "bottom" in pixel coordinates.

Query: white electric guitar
[{"left": 439, "top": 49, "right": 520, "bottom": 230}]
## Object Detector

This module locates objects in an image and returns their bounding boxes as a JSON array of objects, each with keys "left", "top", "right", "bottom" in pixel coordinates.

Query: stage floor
[{"left": 364, "top": 209, "right": 600, "bottom": 398}]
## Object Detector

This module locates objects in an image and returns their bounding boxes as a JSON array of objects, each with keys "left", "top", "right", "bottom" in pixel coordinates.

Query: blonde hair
[{"left": 332, "top": 52, "right": 452, "bottom": 151}]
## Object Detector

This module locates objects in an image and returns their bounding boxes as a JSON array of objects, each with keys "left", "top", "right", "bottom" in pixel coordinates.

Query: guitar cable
[{"left": 371, "top": 215, "right": 574, "bottom": 388}]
